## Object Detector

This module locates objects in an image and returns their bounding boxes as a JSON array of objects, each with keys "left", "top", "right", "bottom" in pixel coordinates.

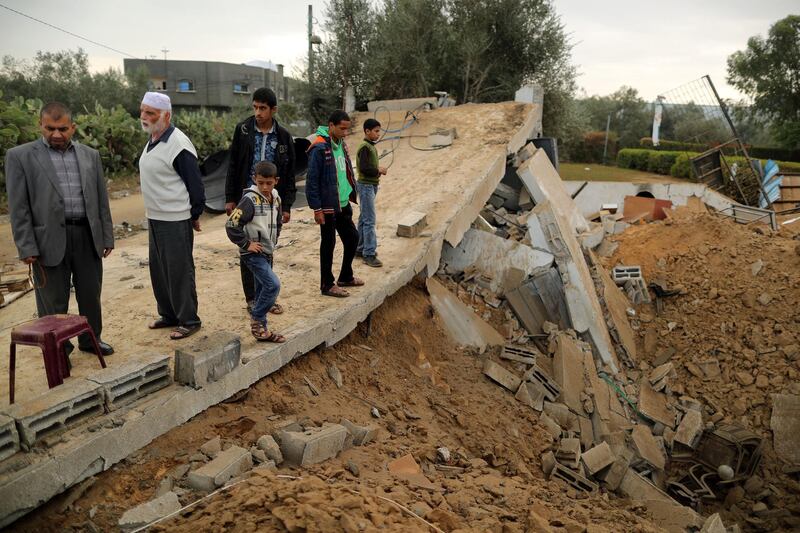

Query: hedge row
[
  {"left": 639, "top": 137, "right": 800, "bottom": 163},
  {"left": 617, "top": 148, "right": 800, "bottom": 179}
]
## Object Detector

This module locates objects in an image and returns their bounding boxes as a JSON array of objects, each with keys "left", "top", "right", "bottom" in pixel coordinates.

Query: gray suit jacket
[{"left": 6, "top": 139, "right": 114, "bottom": 267}]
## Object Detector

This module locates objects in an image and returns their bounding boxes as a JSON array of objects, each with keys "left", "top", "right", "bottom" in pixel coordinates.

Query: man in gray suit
[{"left": 6, "top": 102, "right": 115, "bottom": 356}]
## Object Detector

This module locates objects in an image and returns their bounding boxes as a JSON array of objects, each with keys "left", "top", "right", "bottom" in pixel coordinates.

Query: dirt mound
[
  {"left": 15, "top": 283, "right": 665, "bottom": 532},
  {"left": 605, "top": 209, "right": 800, "bottom": 530}
]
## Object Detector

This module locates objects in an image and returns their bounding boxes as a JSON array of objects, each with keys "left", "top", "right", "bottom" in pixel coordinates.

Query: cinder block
[
  {"left": 87, "top": 353, "right": 172, "bottom": 411},
  {"left": 174, "top": 333, "right": 241, "bottom": 389},
  {"left": 612, "top": 265, "right": 642, "bottom": 285},
  {"left": 624, "top": 277, "right": 651, "bottom": 304},
  {"left": 278, "top": 424, "right": 349, "bottom": 466},
  {"left": 340, "top": 418, "right": 378, "bottom": 446},
  {"left": 550, "top": 462, "right": 597, "bottom": 492},
  {"left": 396, "top": 211, "right": 428, "bottom": 238},
  {"left": 500, "top": 344, "right": 538, "bottom": 365},
  {"left": 597, "top": 453, "right": 630, "bottom": 490},
  {"left": 581, "top": 442, "right": 615, "bottom": 475},
  {"left": 674, "top": 409, "right": 704, "bottom": 449},
  {"left": 522, "top": 364, "right": 560, "bottom": 402},
  {"left": 483, "top": 360, "right": 522, "bottom": 392},
  {"left": 0, "top": 414, "right": 20, "bottom": 462},
  {"left": 118, "top": 491, "right": 181, "bottom": 531},
  {"left": 2, "top": 379, "right": 105, "bottom": 448},
  {"left": 187, "top": 445, "right": 252, "bottom": 491},
  {"left": 555, "top": 437, "right": 581, "bottom": 469}
]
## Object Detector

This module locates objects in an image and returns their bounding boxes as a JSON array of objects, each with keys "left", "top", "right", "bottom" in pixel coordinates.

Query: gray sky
[{"left": 0, "top": 0, "right": 796, "bottom": 101}]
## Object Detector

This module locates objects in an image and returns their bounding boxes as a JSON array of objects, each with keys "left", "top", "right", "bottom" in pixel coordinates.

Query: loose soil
[{"left": 12, "top": 284, "right": 664, "bottom": 532}]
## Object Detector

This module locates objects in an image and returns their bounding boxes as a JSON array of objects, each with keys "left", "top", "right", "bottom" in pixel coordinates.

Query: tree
[
  {"left": 576, "top": 86, "right": 651, "bottom": 148},
  {"left": 727, "top": 15, "right": 800, "bottom": 148}
]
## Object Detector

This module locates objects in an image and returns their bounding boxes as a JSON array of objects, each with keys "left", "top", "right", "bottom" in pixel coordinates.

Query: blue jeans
[
  {"left": 356, "top": 182, "right": 379, "bottom": 257},
  {"left": 241, "top": 254, "right": 280, "bottom": 323}
]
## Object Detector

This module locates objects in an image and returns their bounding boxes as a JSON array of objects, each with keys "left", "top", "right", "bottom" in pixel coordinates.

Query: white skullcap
[{"left": 141, "top": 91, "right": 171, "bottom": 111}]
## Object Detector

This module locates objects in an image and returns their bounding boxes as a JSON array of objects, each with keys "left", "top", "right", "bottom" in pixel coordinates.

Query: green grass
[{"left": 559, "top": 162, "right": 679, "bottom": 183}]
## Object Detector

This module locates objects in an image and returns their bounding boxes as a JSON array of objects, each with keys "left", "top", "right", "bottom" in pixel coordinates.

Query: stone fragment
[
  {"left": 483, "top": 360, "right": 522, "bottom": 392},
  {"left": 597, "top": 453, "right": 630, "bottom": 490},
  {"left": 744, "top": 475, "right": 764, "bottom": 496},
  {"left": 649, "top": 362, "right": 673, "bottom": 385},
  {"left": 327, "top": 365, "right": 343, "bottom": 388},
  {"left": 339, "top": 418, "right": 378, "bottom": 446},
  {"left": 187, "top": 445, "right": 253, "bottom": 491},
  {"left": 581, "top": 442, "right": 616, "bottom": 475},
  {"left": 396, "top": 211, "right": 427, "bottom": 237},
  {"left": 631, "top": 425, "right": 665, "bottom": 470},
  {"left": 750, "top": 259, "right": 763, "bottom": 276},
  {"left": 755, "top": 374, "right": 769, "bottom": 388},
  {"left": 118, "top": 492, "right": 181, "bottom": 531},
  {"left": 388, "top": 453, "right": 421, "bottom": 475},
  {"left": 250, "top": 447, "right": 268, "bottom": 464},
  {"left": 515, "top": 382, "right": 545, "bottom": 411},
  {"left": 757, "top": 292, "right": 772, "bottom": 305},
  {"left": 200, "top": 436, "right": 221, "bottom": 458},
  {"left": 724, "top": 485, "right": 745, "bottom": 508},
  {"left": 541, "top": 451, "right": 556, "bottom": 475},
  {"left": 770, "top": 394, "right": 800, "bottom": 464},
  {"left": 735, "top": 371, "right": 754, "bottom": 386},
  {"left": 278, "top": 424, "right": 348, "bottom": 466},
  {"left": 256, "top": 435, "right": 284, "bottom": 465},
  {"left": 674, "top": 409, "right": 703, "bottom": 449},
  {"left": 539, "top": 413, "right": 563, "bottom": 440}
]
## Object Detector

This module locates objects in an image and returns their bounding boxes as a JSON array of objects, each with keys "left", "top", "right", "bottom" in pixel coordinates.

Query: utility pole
[
  {"left": 602, "top": 113, "right": 611, "bottom": 165},
  {"left": 161, "top": 47, "right": 169, "bottom": 91},
  {"left": 307, "top": 5, "right": 313, "bottom": 90}
]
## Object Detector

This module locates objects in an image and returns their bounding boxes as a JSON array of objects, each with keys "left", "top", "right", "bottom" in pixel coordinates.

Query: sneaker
[{"left": 363, "top": 255, "right": 383, "bottom": 268}]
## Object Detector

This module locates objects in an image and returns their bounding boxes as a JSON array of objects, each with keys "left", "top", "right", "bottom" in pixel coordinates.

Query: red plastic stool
[{"left": 9, "top": 314, "right": 107, "bottom": 404}]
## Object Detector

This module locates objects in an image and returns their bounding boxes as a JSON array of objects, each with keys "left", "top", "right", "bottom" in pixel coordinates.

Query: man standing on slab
[
  {"left": 306, "top": 110, "right": 363, "bottom": 298},
  {"left": 6, "top": 101, "right": 115, "bottom": 357},
  {"left": 138, "top": 92, "right": 205, "bottom": 340},
  {"left": 225, "top": 87, "right": 295, "bottom": 315}
]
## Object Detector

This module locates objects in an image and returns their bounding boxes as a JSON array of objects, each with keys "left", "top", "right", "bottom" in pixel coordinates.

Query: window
[
  {"left": 148, "top": 78, "right": 167, "bottom": 91},
  {"left": 233, "top": 82, "right": 249, "bottom": 94},
  {"left": 177, "top": 79, "right": 195, "bottom": 92}
]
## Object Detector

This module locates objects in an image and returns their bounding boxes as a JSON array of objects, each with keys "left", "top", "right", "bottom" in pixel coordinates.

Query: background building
[{"left": 123, "top": 58, "right": 294, "bottom": 110}]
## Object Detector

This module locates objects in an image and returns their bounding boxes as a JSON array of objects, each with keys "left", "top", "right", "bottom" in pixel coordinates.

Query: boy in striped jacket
[{"left": 225, "top": 161, "right": 286, "bottom": 342}]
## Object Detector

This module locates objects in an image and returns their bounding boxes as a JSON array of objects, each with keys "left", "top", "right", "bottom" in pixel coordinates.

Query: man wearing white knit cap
[{"left": 138, "top": 91, "right": 205, "bottom": 340}]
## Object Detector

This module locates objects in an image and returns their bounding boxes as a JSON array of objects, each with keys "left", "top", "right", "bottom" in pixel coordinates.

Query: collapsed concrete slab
[
  {"left": 529, "top": 201, "right": 619, "bottom": 373},
  {"left": 592, "top": 255, "right": 638, "bottom": 365},
  {"left": 619, "top": 469, "right": 703, "bottom": 531},
  {"left": 441, "top": 228, "right": 554, "bottom": 294},
  {"left": 426, "top": 278, "right": 504, "bottom": 352},
  {"left": 552, "top": 333, "right": 587, "bottom": 413},
  {"left": 174, "top": 333, "right": 241, "bottom": 389}
]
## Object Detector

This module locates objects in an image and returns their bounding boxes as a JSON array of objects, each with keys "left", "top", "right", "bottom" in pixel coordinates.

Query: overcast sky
[{"left": 0, "top": 0, "right": 795, "bottom": 102}]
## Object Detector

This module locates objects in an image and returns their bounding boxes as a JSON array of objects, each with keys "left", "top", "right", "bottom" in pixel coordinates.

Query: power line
[{"left": 0, "top": 2, "right": 138, "bottom": 58}]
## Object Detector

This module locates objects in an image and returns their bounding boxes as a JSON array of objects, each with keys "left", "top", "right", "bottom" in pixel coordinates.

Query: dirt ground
[
  {"left": 0, "top": 102, "right": 526, "bottom": 406},
  {"left": 12, "top": 283, "right": 666, "bottom": 533},
  {"left": 604, "top": 208, "right": 800, "bottom": 530}
]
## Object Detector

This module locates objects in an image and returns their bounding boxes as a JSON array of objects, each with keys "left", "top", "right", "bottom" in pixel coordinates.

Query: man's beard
[{"left": 141, "top": 114, "right": 168, "bottom": 135}]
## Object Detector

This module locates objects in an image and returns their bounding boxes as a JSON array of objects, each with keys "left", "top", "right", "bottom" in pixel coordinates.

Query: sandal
[
  {"left": 269, "top": 303, "right": 284, "bottom": 315},
  {"left": 149, "top": 318, "right": 177, "bottom": 329},
  {"left": 337, "top": 277, "right": 365, "bottom": 287},
  {"left": 322, "top": 285, "right": 350, "bottom": 298},
  {"left": 251, "top": 320, "right": 286, "bottom": 343},
  {"left": 170, "top": 325, "right": 201, "bottom": 340}
]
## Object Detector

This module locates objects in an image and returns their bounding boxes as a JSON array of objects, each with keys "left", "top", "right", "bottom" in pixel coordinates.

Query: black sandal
[{"left": 170, "top": 325, "right": 201, "bottom": 340}]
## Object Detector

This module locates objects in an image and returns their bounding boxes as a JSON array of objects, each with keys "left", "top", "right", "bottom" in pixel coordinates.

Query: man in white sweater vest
[{"left": 138, "top": 92, "right": 205, "bottom": 340}]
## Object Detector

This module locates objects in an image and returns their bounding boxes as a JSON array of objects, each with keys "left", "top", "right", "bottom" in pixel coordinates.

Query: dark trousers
[
  {"left": 148, "top": 219, "right": 201, "bottom": 327},
  {"left": 319, "top": 204, "right": 359, "bottom": 291},
  {"left": 33, "top": 223, "right": 104, "bottom": 347},
  {"left": 239, "top": 254, "right": 274, "bottom": 303}
]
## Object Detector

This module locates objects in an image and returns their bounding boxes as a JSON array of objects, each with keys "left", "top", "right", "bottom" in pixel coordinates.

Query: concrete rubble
[
  {"left": 118, "top": 491, "right": 181, "bottom": 531},
  {"left": 187, "top": 445, "right": 253, "bottom": 491}
]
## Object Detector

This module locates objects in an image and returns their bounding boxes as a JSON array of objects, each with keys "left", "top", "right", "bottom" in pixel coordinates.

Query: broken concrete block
[
  {"left": 0, "top": 414, "right": 20, "bottom": 462},
  {"left": 597, "top": 453, "right": 630, "bottom": 490},
  {"left": 518, "top": 187, "right": 533, "bottom": 211},
  {"left": 581, "top": 442, "right": 615, "bottom": 475},
  {"left": 187, "top": 445, "right": 252, "bottom": 491},
  {"left": 515, "top": 382, "right": 545, "bottom": 411},
  {"left": 278, "top": 424, "right": 349, "bottom": 466},
  {"left": 611, "top": 265, "right": 642, "bottom": 286},
  {"left": 256, "top": 434, "right": 284, "bottom": 465},
  {"left": 200, "top": 436, "right": 221, "bottom": 458},
  {"left": 2, "top": 379, "right": 105, "bottom": 448},
  {"left": 388, "top": 453, "right": 421, "bottom": 474},
  {"left": 427, "top": 278, "right": 505, "bottom": 352},
  {"left": 539, "top": 413, "right": 563, "bottom": 440},
  {"left": 770, "top": 394, "right": 800, "bottom": 464},
  {"left": 577, "top": 415, "right": 595, "bottom": 449},
  {"left": 501, "top": 344, "right": 538, "bottom": 365},
  {"left": 631, "top": 425, "right": 666, "bottom": 470},
  {"left": 550, "top": 462, "right": 597, "bottom": 492},
  {"left": 118, "top": 491, "right": 180, "bottom": 531},
  {"left": 674, "top": 409, "right": 703, "bottom": 449},
  {"left": 174, "top": 333, "right": 241, "bottom": 389},
  {"left": 700, "top": 513, "right": 726, "bottom": 533},
  {"left": 579, "top": 223, "right": 604, "bottom": 251},
  {"left": 483, "top": 360, "right": 522, "bottom": 392},
  {"left": 541, "top": 450, "right": 556, "bottom": 475},
  {"left": 327, "top": 365, "right": 343, "bottom": 388},
  {"left": 86, "top": 353, "right": 172, "bottom": 411},
  {"left": 396, "top": 211, "right": 427, "bottom": 237},
  {"left": 543, "top": 402, "right": 579, "bottom": 432},
  {"left": 340, "top": 418, "right": 378, "bottom": 446},
  {"left": 638, "top": 380, "right": 675, "bottom": 429},
  {"left": 522, "top": 363, "right": 560, "bottom": 402},
  {"left": 555, "top": 437, "right": 581, "bottom": 469}
]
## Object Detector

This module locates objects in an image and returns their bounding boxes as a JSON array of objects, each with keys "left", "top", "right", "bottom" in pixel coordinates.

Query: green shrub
[
  {"left": 669, "top": 153, "right": 695, "bottom": 178},
  {"left": 617, "top": 148, "right": 651, "bottom": 170},
  {"left": 646, "top": 150, "right": 682, "bottom": 175},
  {"left": 74, "top": 104, "right": 146, "bottom": 175},
  {"left": 173, "top": 110, "right": 239, "bottom": 161},
  {"left": 0, "top": 91, "right": 41, "bottom": 192}
]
